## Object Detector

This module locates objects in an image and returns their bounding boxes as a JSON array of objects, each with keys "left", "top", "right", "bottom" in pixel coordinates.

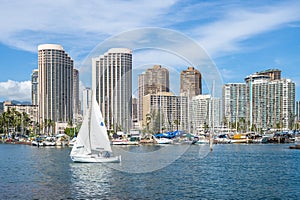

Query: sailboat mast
[{"left": 210, "top": 81, "right": 215, "bottom": 152}]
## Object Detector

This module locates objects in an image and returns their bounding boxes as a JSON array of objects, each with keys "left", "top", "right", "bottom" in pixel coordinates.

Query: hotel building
[
  {"left": 138, "top": 65, "right": 169, "bottom": 122},
  {"left": 180, "top": 66, "right": 202, "bottom": 99},
  {"left": 142, "top": 92, "right": 188, "bottom": 132},
  {"left": 4, "top": 101, "right": 38, "bottom": 123},
  {"left": 245, "top": 69, "right": 295, "bottom": 130},
  {"left": 82, "top": 87, "right": 92, "bottom": 117},
  {"left": 93, "top": 48, "right": 132, "bottom": 132},
  {"left": 73, "top": 69, "right": 80, "bottom": 116},
  {"left": 222, "top": 83, "right": 247, "bottom": 128},
  {"left": 296, "top": 101, "right": 300, "bottom": 122},
  {"left": 190, "top": 95, "right": 221, "bottom": 133},
  {"left": 38, "top": 44, "right": 74, "bottom": 124},
  {"left": 31, "top": 69, "right": 38, "bottom": 106}
]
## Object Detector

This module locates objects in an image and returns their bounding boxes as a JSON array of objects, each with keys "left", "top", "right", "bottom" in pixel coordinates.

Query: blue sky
[{"left": 0, "top": 0, "right": 299, "bottom": 101}]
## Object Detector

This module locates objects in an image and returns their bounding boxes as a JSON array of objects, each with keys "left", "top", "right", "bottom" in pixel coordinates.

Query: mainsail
[{"left": 70, "top": 93, "right": 112, "bottom": 156}]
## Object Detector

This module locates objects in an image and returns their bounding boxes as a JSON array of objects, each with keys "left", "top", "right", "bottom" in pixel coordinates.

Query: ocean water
[{"left": 0, "top": 143, "right": 299, "bottom": 199}]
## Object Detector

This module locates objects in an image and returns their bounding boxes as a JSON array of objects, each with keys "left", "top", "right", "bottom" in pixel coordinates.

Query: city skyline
[{"left": 0, "top": 1, "right": 300, "bottom": 101}]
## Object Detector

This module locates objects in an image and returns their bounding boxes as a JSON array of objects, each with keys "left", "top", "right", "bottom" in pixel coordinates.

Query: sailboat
[{"left": 70, "top": 93, "right": 121, "bottom": 163}]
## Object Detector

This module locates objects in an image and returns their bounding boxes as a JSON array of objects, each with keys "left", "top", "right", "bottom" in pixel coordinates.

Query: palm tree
[
  {"left": 21, "top": 112, "right": 31, "bottom": 136},
  {"left": 3, "top": 108, "right": 14, "bottom": 136},
  {"left": 44, "top": 119, "right": 54, "bottom": 135},
  {"left": 145, "top": 113, "right": 152, "bottom": 134},
  {"left": 174, "top": 119, "right": 180, "bottom": 131}
]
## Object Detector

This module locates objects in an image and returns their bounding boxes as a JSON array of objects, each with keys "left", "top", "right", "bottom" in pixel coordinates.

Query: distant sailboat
[{"left": 70, "top": 93, "right": 121, "bottom": 163}]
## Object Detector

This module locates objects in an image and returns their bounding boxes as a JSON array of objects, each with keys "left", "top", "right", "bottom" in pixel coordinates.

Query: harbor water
[{"left": 0, "top": 143, "right": 299, "bottom": 199}]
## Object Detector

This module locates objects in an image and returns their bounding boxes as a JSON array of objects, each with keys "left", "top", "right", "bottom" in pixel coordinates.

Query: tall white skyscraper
[
  {"left": 31, "top": 69, "right": 38, "bottom": 105},
  {"left": 245, "top": 70, "right": 295, "bottom": 130},
  {"left": 73, "top": 69, "right": 80, "bottom": 116},
  {"left": 190, "top": 94, "right": 221, "bottom": 133},
  {"left": 38, "top": 44, "right": 74, "bottom": 124},
  {"left": 296, "top": 101, "right": 300, "bottom": 122},
  {"left": 93, "top": 48, "right": 132, "bottom": 132},
  {"left": 222, "top": 83, "right": 247, "bottom": 129},
  {"left": 82, "top": 87, "right": 92, "bottom": 117}
]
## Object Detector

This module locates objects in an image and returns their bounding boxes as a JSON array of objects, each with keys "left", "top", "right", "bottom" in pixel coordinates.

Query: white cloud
[
  {"left": 0, "top": 80, "right": 31, "bottom": 102},
  {"left": 0, "top": 0, "right": 176, "bottom": 54},
  {"left": 1, "top": 1, "right": 299, "bottom": 61},
  {"left": 191, "top": 2, "right": 300, "bottom": 57}
]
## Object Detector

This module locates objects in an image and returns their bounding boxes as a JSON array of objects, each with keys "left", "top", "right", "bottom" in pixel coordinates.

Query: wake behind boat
[{"left": 70, "top": 93, "right": 120, "bottom": 163}]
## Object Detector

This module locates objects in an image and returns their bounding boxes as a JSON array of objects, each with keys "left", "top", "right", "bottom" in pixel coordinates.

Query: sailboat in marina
[{"left": 70, "top": 93, "right": 121, "bottom": 163}]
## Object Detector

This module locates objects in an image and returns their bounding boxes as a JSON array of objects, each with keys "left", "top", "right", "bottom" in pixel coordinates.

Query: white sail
[
  {"left": 70, "top": 109, "right": 91, "bottom": 156},
  {"left": 70, "top": 92, "right": 120, "bottom": 163},
  {"left": 90, "top": 95, "right": 112, "bottom": 153}
]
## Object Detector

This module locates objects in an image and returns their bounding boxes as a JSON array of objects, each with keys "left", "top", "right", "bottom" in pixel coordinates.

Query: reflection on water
[{"left": 70, "top": 163, "right": 114, "bottom": 199}]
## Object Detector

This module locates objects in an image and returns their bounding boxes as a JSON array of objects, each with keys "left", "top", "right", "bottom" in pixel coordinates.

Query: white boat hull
[
  {"left": 153, "top": 137, "right": 173, "bottom": 144},
  {"left": 111, "top": 140, "right": 139, "bottom": 145},
  {"left": 195, "top": 139, "right": 209, "bottom": 145},
  {"left": 70, "top": 154, "right": 121, "bottom": 163}
]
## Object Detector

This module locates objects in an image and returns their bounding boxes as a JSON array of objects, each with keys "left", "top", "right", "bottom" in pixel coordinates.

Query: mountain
[{"left": 11, "top": 100, "right": 31, "bottom": 105}]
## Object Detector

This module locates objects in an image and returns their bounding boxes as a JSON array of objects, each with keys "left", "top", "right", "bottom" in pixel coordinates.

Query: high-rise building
[
  {"left": 245, "top": 71, "right": 295, "bottom": 130},
  {"left": 82, "top": 87, "right": 92, "bottom": 117},
  {"left": 222, "top": 83, "right": 247, "bottom": 128},
  {"left": 31, "top": 69, "right": 38, "bottom": 105},
  {"left": 38, "top": 44, "right": 74, "bottom": 125},
  {"left": 73, "top": 69, "right": 80, "bottom": 116},
  {"left": 279, "top": 79, "right": 295, "bottom": 129},
  {"left": 190, "top": 94, "right": 221, "bottom": 133},
  {"left": 132, "top": 97, "right": 138, "bottom": 121},
  {"left": 138, "top": 65, "right": 169, "bottom": 122},
  {"left": 256, "top": 69, "right": 281, "bottom": 81},
  {"left": 143, "top": 92, "right": 188, "bottom": 132},
  {"left": 296, "top": 101, "right": 300, "bottom": 122},
  {"left": 93, "top": 48, "right": 132, "bottom": 132},
  {"left": 180, "top": 66, "right": 202, "bottom": 99}
]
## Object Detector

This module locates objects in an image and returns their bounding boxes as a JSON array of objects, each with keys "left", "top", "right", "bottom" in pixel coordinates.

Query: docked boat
[
  {"left": 230, "top": 133, "right": 251, "bottom": 143},
  {"left": 289, "top": 144, "right": 300, "bottom": 149},
  {"left": 31, "top": 137, "right": 44, "bottom": 146},
  {"left": 70, "top": 93, "right": 121, "bottom": 163},
  {"left": 153, "top": 136, "right": 173, "bottom": 144},
  {"left": 194, "top": 134, "right": 209, "bottom": 145},
  {"left": 215, "top": 134, "right": 231, "bottom": 144},
  {"left": 43, "top": 137, "right": 56, "bottom": 146},
  {"left": 140, "top": 135, "right": 154, "bottom": 144},
  {"left": 111, "top": 139, "right": 139, "bottom": 145}
]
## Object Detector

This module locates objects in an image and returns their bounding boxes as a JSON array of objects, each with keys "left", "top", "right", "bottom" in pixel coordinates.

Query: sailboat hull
[{"left": 70, "top": 154, "right": 121, "bottom": 163}]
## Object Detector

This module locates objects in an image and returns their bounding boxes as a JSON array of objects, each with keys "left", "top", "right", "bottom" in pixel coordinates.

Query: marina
[
  {"left": 0, "top": 143, "right": 299, "bottom": 199},
  {"left": 2, "top": 129, "right": 299, "bottom": 146}
]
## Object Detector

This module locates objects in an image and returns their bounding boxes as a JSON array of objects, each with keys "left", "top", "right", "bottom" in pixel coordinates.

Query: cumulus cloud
[{"left": 0, "top": 80, "right": 31, "bottom": 102}]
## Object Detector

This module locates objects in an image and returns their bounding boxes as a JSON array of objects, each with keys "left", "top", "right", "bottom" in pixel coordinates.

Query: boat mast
[
  {"left": 210, "top": 81, "right": 215, "bottom": 152},
  {"left": 188, "top": 89, "right": 190, "bottom": 134}
]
